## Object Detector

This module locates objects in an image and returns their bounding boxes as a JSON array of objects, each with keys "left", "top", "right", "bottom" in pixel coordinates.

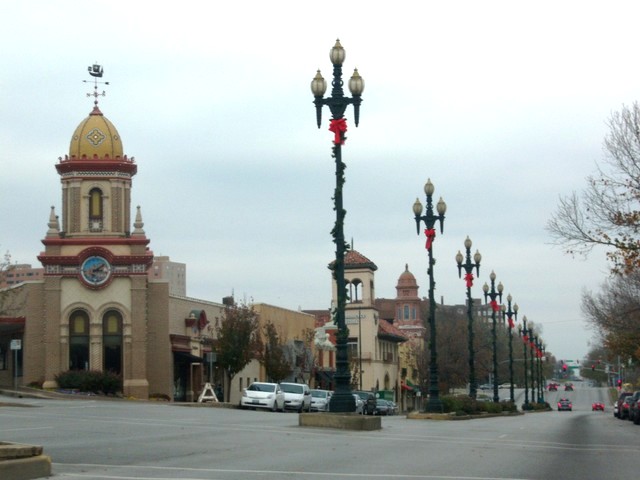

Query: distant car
[
  {"left": 353, "top": 391, "right": 377, "bottom": 415},
  {"left": 564, "top": 384, "right": 574, "bottom": 391},
  {"left": 375, "top": 399, "right": 392, "bottom": 416},
  {"left": 387, "top": 400, "right": 399, "bottom": 415},
  {"left": 548, "top": 383, "right": 558, "bottom": 391},
  {"left": 310, "top": 389, "right": 332, "bottom": 412},
  {"left": 479, "top": 384, "right": 493, "bottom": 390},
  {"left": 280, "top": 382, "right": 312, "bottom": 412},
  {"left": 557, "top": 398, "right": 572, "bottom": 411},
  {"left": 592, "top": 402, "right": 605, "bottom": 411},
  {"left": 352, "top": 394, "right": 364, "bottom": 414},
  {"left": 240, "top": 382, "right": 284, "bottom": 412}
]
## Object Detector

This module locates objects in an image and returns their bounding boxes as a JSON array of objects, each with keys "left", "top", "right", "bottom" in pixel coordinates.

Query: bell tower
[{"left": 36, "top": 65, "right": 154, "bottom": 398}]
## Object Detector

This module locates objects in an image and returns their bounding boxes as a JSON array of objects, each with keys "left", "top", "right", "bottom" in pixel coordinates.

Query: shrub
[{"left": 55, "top": 370, "right": 122, "bottom": 395}]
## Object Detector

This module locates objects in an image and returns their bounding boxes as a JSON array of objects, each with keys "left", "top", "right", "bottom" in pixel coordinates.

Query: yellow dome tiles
[{"left": 69, "top": 105, "right": 124, "bottom": 159}]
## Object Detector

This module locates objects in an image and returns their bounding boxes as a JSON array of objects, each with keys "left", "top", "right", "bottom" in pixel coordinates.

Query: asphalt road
[{"left": 1, "top": 383, "right": 638, "bottom": 479}]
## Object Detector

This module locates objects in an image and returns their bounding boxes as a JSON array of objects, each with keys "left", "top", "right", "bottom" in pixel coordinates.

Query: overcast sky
[{"left": 2, "top": 1, "right": 637, "bottom": 363}]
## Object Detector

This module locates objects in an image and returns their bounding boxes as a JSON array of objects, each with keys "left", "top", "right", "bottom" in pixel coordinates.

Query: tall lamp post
[
  {"left": 518, "top": 315, "right": 530, "bottom": 408},
  {"left": 536, "top": 340, "right": 545, "bottom": 403},
  {"left": 413, "top": 179, "right": 446, "bottom": 412},
  {"left": 502, "top": 294, "right": 518, "bottom": 403},
  {"left": 455, "top": 237, "right": 481, "bottom": 399},
  {"left": 529, "top": 328, "right": 537, "bottom": 404},
  {"left": 311, "top": 39, "right": 364, "bottom": 412},
  {"left": 483, "top": 271, "right": 503, "bottom": 403}
]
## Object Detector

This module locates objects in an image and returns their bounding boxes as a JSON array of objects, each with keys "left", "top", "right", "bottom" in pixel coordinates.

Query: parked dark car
[
  {"left": 626, "top": 391, "right": 640, "bottom": 422},
  {"left": 564, "top": 383, "right": 574, "bottom": 391},
  {"left": 618, "top": 392, "right": 633, "bottom": 420},
  {"left": 616, "top": 392, "right": 634, "bottom": 419},
  {"left": 548, "top": 383, "right": 558, "bottom": 391},
  {"left": 353, "top": 391, "right": 377, "bottom": 415},
  {"left": 375, "top": 399, "right": 391, "bottom": 416}
]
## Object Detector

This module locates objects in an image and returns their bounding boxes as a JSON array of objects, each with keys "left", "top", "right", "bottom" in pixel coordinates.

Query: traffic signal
[
  {"left": 562, "top": 364, "right": 567, "bottom": 372},
  {"left": 592, "top": 364, "right": 595, "bottom": 371},
  {"left": 617, "top": 379, "right": 622, "bottom": 387}
]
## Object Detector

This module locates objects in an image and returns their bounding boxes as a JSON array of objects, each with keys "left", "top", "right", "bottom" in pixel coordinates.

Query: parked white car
[
  {"left": 280, "top": 382, "right": 312, "bottom": 412},
  {"left": 310, "top": 389, "right": 332, "bottom": 412},
  {"left": 240, "top": 382, "right": 284, "bottom": 412}
]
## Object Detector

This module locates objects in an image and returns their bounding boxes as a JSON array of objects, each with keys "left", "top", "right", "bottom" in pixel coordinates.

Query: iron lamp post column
[
  {"left": 413, "top": 179, "right": 446, "bottom": 413},
  {"left": 529, "top": 329, "right": 537, "bottom": 404},
  {"left": 311, "top": 39, "right": 364, "bottom": 413},
  {"left": 519, "top": 315, "right": 530, "bottom": 408},
  {"left": 502, "top": 294, "right": 518, "bottom": 403},
  {"left": 482, "top": 271, "right": 503, "bottom": 403},
  {"left": 455, "top": 237, "right": 481, "bottom": 399}
]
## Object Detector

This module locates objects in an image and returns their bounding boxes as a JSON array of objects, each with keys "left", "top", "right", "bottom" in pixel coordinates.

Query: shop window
[
  {"left": 103, "top": 310, "right": 123, "bottom": 375},
  {"left": 69, "top": 310, "right": 90, "bottom": 370}
]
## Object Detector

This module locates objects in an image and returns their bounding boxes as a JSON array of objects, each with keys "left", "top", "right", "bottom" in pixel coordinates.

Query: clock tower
[{"left": 37, "top": 67, "right": 154, "bottom": 397}]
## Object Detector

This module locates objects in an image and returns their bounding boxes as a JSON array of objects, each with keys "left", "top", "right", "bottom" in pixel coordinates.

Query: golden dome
[{"left": 69, "top": 105, "right": 123, "bottom": 158}]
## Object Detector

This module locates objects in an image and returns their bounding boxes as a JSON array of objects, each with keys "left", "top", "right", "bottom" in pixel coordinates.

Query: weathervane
[{"left": 83, "top": 63, "right": 109, "bottom": 106}]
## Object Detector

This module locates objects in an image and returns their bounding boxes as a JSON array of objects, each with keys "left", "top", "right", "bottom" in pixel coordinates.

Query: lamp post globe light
[
  {"left": 311, "top": 39, "right": 364, "bottom": 413},
  {"left": 502, "top": 294, "right": 518, "bottom": 403},
  {"left": 455, "top": 236, "right": 481, "bottom": 399},
  {"left": 518, "top": 315, "right": 530, "bottom": 408},
  {"left": 482, "top": 271, "right": 503, "bottom": 403},
  {"left": 413, "top": 179, "right": 446, "bottom": 412}
]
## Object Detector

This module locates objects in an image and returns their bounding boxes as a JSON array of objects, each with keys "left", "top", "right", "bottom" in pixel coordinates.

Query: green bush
[{"left": 55, "top": 370, "right": 122, "bottom": 395}]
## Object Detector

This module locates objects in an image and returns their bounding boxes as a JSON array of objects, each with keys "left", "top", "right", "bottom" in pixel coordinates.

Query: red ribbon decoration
[
  {"left": 329, "top": 118, "right": 347, "bottom": 145},
  {"left": 490, "top": 300, "right": 500, "bottom": 312},
  {"left": 523, "top": 334, "right": 529, "bottom": 343},
  {"left": 464, "top": 273, "right": 474, "bottom": 288},
  {"left": 424, "top": 228, "right": 436, "bottom": 250},
  {"left": 507, "top": 317, "right": 515, "bottom": 329}
]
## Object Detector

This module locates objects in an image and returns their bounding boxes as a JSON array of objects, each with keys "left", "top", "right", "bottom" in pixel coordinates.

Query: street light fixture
[
  {"left": 311, "top": 39, "right": 364, "bottom": 413},
  {"left": 482, "top": 271, "right": 503, "bottom": 403},
  {"left": 518, "top": 315, "right": 530, "bottom": 408},
  {"left": 413, "top": 179, "right": 446, "bottom": 412},
  {"left": 502, "top": 294, "right": 518, "bottom": 403},
  {"left": 455, "top": 236, "right": 481, "bottom": 399},
  {"left": 528, "top": 327, "right": 537, "bottom": 404}
]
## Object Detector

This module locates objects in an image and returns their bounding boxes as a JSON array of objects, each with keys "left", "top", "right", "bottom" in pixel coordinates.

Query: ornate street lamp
[
  {"left": 455, "top": 237, "right": 481, "bottom": 399},
  {"left": 311, "top": 39, "right": 364, "bottom": 413},
  {"left": 502, "top": 294, "right": 518, "bottom": 403},
  {"left": 518, "top": 315, "right": 530, "bottom": 408},
  {"left": 529, "top": 327, "right": 537, "bottom": 404},
  {"left": 536, "top": 339, "right": 546, "bottom": 403},
  {"left": 483, "top": 271, "right": 503, "bottom": 403},
  {"left": 413, "top": 179, "right": 446, "bottom": 412}
]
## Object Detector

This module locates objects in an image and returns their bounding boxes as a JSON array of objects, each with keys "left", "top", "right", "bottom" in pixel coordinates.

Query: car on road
[
  {"left": 352, "top": 394, "right": 364, "bottom": 414},
  {"left": 557, "top": 398, "right": 572, "bottom": 411},
  {"left": 375, "top": 399, "right": 392, "bottom": 415},
  {"left": 625, "top": 391, "right": 640, "bottom": 422},
  {"left": 617, "top": 392, "right": 634, "bottom": 420},
  {"left": 310, "top": 389, "right": 332, "bottom": 412},
  {"left": 240, "top": 382, "right": 285, "bottom": 411},
  {"left": 592, "top": 402, "right": 605, "bottom": 411},
  {"left": 564, "top": 383, "right": 574, "bottom": 391},
  {"left": 548, "top": 383, "right": 558, "bottom": 391},
  {"left": 479, "top": 383, "right": 493, "bottom": 390},
  {"left": 280, "top": 382, "right": 312, "bottom": 412},
  {"left": 353, "top": 391, "right": 377, "bottom": 415}
]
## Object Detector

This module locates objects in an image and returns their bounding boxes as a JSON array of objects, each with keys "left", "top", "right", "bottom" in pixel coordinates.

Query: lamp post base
[
  {"left": 424, "top": 396, "right": 443, "bottom": 413},
  {"left": 329, "top": 391, "right": 356, "bottom": 413}
]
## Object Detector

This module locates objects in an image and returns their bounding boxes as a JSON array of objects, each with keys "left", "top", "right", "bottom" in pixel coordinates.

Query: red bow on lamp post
[
  {"left": 424, "top": 228, "right": 436, "bottom": 250},
  {"left": 328, "top": 118, "right": 347, "bottom": 145},
  {"left": 464, "top": 273, "right": 474, "bottom": 288}
]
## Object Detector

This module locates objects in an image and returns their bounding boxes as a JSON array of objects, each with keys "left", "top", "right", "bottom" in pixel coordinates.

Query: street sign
[{"left": 10, "top": 339, "right": 21, "bottom": 350}]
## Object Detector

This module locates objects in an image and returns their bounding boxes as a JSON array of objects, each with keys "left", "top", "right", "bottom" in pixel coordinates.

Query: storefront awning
[{"left": 173, "top": 351, "right": 202, "bottom": 363}]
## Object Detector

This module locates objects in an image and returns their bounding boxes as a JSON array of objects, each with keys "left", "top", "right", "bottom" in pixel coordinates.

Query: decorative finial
[
  {"left": 46, "top": 206, "right": 60, "bottom": 237},
  {"left": 83, "top": 63, "right": 109, "bottom": 107},
  {"left": 132, "top": 205, "right": 145, "bottom": 235}
]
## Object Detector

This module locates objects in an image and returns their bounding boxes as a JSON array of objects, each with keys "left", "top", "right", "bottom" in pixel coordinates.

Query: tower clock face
[{"left": 80, "top": 256, "right": 112, "bottom": 286}]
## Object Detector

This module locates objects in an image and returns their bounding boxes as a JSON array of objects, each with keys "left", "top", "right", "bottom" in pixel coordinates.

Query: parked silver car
[
  {"left": 310, "top": 389, "right": 332, "bottom": 412},
  {"left": 280, "top": 382, "right": 312, "bottom": 412}
]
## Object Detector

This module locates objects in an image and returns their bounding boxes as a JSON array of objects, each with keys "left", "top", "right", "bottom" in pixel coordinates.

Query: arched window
[
  {"left": 89, "top": 188, "right": 103, "bottom": 231},
  {"left": 69, "top": 310, "right": 90, "bottom": 370},
  {"left": 103, "top": 310, "right": 123, "bottom": 375}
]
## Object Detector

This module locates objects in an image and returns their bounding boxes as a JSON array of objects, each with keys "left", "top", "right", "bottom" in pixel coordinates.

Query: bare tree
[
  {"left": 214, "top": 301, "right": 262, "bottom": 402},
  {"left": 261, "top": 320, "right": 292, "bottom": 383},
  {"left": 547, "top": 102, "right": 640, "bottom": 274},
  {"left": 0, "top": 250, "right": 20, "bottom": 316}
]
